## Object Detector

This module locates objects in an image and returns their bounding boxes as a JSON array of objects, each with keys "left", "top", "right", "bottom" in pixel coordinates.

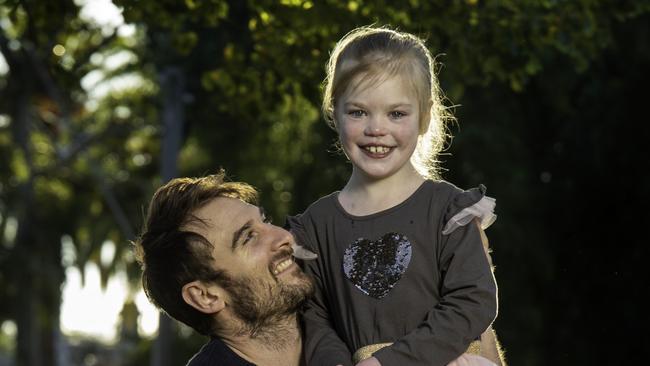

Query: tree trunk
[
  {"left": 160, "top": 66, "right": 185, "bottom": 183},
  {"left": 11, "top": 64, "right": 42, "bottom": 366},
  {"left": 2, "top": 30, "right": 72, "bottom": 366},
  {"left": 150, "top": 66, "right": 185, "bottom": 366}
]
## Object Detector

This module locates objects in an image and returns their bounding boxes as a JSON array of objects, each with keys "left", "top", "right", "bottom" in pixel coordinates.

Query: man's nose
[{"left": 267, "top": 224, "right": 293, "bottom": 251}]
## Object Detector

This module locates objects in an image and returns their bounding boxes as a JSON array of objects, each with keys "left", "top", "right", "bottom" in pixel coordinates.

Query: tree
[{"left": 0, "top": 0, "right": 158, "bottom": 364}]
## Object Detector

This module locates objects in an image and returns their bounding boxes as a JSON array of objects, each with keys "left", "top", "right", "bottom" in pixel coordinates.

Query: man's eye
[{"left": 243, "top": 231, "right": 258, "bottom": 245}]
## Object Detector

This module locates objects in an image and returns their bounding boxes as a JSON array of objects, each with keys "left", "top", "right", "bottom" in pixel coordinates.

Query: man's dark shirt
[{"left": 186, "top": 337, "right": 255, "bottom": 366}]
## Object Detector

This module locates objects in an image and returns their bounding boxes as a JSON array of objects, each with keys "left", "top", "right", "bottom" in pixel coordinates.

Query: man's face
[{"left": 188, "top": 197, "right": 314, "bottom": 327}]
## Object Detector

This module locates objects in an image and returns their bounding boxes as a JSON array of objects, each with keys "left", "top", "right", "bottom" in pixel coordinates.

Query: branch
[
  {"left": 33, "top": 121, "right": 131, "bottom": 177},
  {"left": 91, "top": 164, "right": 136, "bottom": 240},
  {"left": 21, "top": 41, "right": 72, "bottom": 133},
  {"left": 0, "top": 31, "right": 19, "bottom": 70},
  {"left": 71, "top": 30, "right": 118, "bottom": 75}
]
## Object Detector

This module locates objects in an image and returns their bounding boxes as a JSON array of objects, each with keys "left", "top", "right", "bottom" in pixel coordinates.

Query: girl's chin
[{"left": 354, "top": 168, "right": 397, "bottom": 180}]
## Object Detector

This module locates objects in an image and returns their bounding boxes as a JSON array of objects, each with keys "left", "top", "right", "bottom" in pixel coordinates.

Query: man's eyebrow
[
  {"left": 259, "top": 206, "right": 267, "bottom": 221},
  {"left": 232, "top": 220, "right": 252, "bottom": 250}
]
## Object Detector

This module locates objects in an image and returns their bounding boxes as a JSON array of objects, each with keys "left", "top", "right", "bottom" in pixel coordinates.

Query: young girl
[{"left": 288, "top": 26, "right": 501, "bottom": 366}]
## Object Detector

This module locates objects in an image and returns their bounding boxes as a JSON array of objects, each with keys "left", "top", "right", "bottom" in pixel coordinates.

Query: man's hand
[
  {"left": 447, "top": 354, "right": 497, "bottom": 366},
  {"left": 355, "top": 356, "right": 382, "bottom": 366}
]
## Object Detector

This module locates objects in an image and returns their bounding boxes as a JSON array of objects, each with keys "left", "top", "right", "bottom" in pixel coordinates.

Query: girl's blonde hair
[{"left": 322, "top": 25, "right": 453, "bottom": 179}]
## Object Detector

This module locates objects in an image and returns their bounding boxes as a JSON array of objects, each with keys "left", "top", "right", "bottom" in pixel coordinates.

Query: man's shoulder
[{"left": 186, "top": 337, "right": 255, "bottom": 366}]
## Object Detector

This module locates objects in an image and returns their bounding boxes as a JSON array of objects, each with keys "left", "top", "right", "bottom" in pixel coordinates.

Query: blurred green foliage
[{"left": 1, "top": 0, "right": 648, "bottom": 364}]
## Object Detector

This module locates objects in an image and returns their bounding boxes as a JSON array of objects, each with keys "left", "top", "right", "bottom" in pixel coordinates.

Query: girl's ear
[
  {"left": 181, "top": 281, "right": 226, "bottom": 314},
  {"left": 332, "top": 111, "right": 341, "bottom": 130},
  {"left": 419, "top": 99, "right": 434, "bottom": 135}
]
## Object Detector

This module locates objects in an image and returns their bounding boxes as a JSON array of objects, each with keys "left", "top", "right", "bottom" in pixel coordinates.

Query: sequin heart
[{"left": 342, "top": 232, "right": 412, "bottom": 299}]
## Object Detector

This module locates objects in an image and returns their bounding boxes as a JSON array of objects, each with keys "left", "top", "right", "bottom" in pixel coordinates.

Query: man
[
  {"left": 134, "top": 171, "right": 314, "bottom": 366},
  {"left": 135, "top": 171, "right": 505, "bottom": 366}
]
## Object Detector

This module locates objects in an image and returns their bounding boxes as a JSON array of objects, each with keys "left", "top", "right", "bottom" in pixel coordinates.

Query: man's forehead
[{"left": 186, "top": 197, "right": 260, "bottom": 245}]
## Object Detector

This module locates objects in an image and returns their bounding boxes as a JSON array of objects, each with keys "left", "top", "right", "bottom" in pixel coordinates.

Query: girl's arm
[
  {"left": 287, "top": 214, "right": 353, "bottom": 366},
  {"left": 301, "top": 256, "right": 354, "bottom": 366}
]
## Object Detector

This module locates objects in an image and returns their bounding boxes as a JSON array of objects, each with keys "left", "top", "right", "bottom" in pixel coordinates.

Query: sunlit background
[
  {"left": 1, "top": 0, "right": 159, "bottom": 344},
  {"left": 59, "top": 243, "right": 158, "bottom": 341},
  {"left": 58, "top": 0, "right": 160, "bottom": 342}
]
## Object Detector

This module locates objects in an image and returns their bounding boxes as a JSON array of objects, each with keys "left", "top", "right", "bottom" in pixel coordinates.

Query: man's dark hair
[{"left": 133, "top": 170, "right": 258, "bottom": 335}]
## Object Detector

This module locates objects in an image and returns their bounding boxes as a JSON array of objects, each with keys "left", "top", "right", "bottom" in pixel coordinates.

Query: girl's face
[{"left": 335, "top": 74, "right": 421, "bottom": 182}]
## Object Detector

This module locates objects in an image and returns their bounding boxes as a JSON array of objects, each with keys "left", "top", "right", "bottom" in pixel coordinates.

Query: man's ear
[{"left": 181, "top": 281, "right": 226, "bottom": 314}]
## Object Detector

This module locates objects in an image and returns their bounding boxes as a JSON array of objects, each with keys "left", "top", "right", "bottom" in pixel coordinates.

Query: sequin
[{"left": 342, "top": 232, "right": 412, "bottom": 298}]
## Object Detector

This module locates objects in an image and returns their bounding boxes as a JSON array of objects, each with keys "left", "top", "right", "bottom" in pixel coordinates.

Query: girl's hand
[
  {"left": 447, "top": 353, "right": 497, "bottom": 366},
  {"left": 355, "top": 356, "right": 382, "bottom": 366}
]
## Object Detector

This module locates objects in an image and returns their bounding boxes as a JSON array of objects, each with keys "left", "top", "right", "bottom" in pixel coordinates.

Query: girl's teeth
[{"left": 366, "top": 146, "right": 388, "bottom": 154}]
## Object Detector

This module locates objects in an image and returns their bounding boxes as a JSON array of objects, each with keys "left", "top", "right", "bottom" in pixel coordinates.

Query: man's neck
[{"left": 219, "top": 314, "right": 303, "bottom": 366}]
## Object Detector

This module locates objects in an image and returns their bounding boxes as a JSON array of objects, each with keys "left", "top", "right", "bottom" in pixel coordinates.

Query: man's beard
[{"left": 221, "top": 267, "right": 314, "bottom": 340}]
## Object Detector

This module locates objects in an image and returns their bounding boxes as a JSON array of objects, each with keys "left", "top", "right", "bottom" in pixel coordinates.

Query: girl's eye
[
  {"left": 347, "top": 110, "right": 366, "bottom": 118},
  {"left": 389, "top": 111, "right": 406, "bottom": 119}
]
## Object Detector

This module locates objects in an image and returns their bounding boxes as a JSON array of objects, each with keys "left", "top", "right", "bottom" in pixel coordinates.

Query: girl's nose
[{"left": 364, "top": 116, "right": 387, "bottom": 136}]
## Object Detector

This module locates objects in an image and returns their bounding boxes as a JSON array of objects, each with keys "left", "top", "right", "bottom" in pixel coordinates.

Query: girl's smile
[{"left": 360, "top": 144, "right": 393, "bottom": 157}]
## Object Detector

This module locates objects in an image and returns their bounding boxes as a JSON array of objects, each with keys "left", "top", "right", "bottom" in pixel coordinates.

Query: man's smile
[{"left": 272, "top": 257, "right": 295, "bottom": 276}]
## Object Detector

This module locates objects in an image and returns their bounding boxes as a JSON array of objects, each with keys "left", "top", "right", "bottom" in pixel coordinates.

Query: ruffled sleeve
[
  {"left": 442, "top": 184, "right": 496, "bottom": 235},
  {"left": 284, "top": 215, "right": 318, "bottom": 260}
]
